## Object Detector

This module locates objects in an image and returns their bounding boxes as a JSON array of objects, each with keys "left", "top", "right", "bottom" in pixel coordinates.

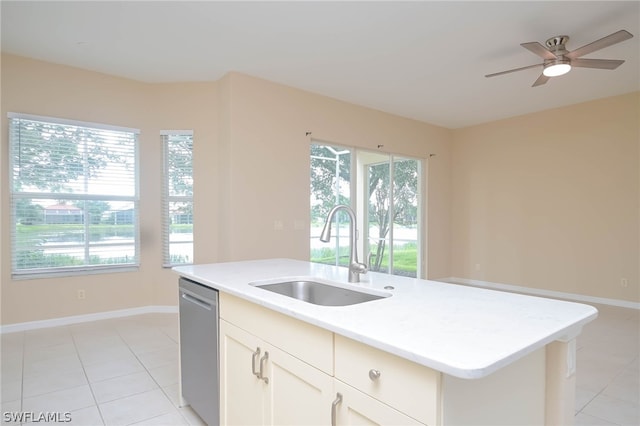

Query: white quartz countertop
[{"left": 173, "top": 258, "right": 597, "bottom": 379}]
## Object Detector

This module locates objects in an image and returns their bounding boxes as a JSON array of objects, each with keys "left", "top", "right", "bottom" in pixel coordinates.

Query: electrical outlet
[
  {"left": 77, "top": 289, "right": 86, "bottom": 300},
  {"left": 621, "top": 278, "right": 629, "bottom": 288},
  {"left": 475, "top": 263, "right": 481, "bottom": 271}
]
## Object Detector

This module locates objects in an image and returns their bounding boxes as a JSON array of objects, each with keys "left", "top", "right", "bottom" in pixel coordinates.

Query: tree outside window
[
  {"left": 310, "top": 143, "right": 422, "bottom": 277},
  {"left": 9, "top": 114, "right": 139, "bottom": 277}
]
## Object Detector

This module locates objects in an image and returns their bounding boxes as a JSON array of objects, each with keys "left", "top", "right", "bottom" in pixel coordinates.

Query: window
[
  {"left": 361, "top": 152, "right": 421, "bottom": 278},
  {"left": 162, "top": 131, "right": 193, "bottom": 266},
  {"left": 9, "top": 113, "right": 139, "bottom": 278},
  {"left": 310, "top": 143, "right": 352, "bottom": 267},
  {"left": 310, "top": 142, "right": 423, "bottom": 278}
]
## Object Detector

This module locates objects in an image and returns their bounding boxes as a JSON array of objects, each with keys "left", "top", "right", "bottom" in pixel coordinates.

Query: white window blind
[
  {"left": 9, "top": 113, "right": 140, "bottom": 278},
  {"left": 161, "top": 131, "right": 193, "bottom": 266}
]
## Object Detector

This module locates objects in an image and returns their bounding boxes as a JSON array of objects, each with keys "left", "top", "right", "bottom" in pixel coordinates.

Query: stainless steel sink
[{"left": 251, "top": 280, "right": 390, "bottom": 306}]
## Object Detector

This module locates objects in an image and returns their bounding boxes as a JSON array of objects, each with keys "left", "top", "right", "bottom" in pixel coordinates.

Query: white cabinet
[
  {"left": 266, "top": 335, "right": 334, "bottom": 425},
  {"left": 221, "top": 317, "right": 423, "bottom": 426},
  {"left": 334, "top": 334, "right": 440, "bottom": 425},
  {"left": 178, "top": 270, "right": 572, "bottom": 426},
  {"left": 220, "top": 299, "right": 333, "bottom": 426},
  {"left": 214, "top": 291, "right": 552, "bottom": 426},
  {"left": 220, "top": 318, "right": 334, "bottom": 425},
  {"left": 332, "top": 381, "right": 423, "bottom": 426},
  {"left": 219, "top": 320, "right": 265, "bottom": 425},
  {"left": 219, "top": 292, "right": 333, "bottom": 374},
  {"left": 219, "top": 293, "right": 438, "bottom": 426}
]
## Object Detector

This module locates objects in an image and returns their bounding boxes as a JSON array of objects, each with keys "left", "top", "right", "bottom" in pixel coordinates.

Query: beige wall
[
  {"left": 1, "top": 55, "right": 451, "bottom": 325},
  {"left": 1, "top": 54, "right": 218, "bottom": 324},
  {"left": 3, "top": 52, "right": 635, "bottom": 326},
  {"left": 144, "top": 82, "right": 219, "bottom": 305},
  {"left": 217, "top": 73, "right": 452, "bottom": 279},
  {"left": 451, "top": 93, "right": 639, "bottom": 303}
]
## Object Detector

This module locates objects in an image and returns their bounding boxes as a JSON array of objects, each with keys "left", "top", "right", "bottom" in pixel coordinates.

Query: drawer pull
[
  {"left": 259, "top": 351, "right": 269, "bottom": 384},
  {"left": 331, "top": 392, "right": 343, "bottom": 426},
  {"left": 368, "top": 369, "right": 381, "bottom": 381},
  {"left": 252, "top": 347, "right": 261, "bottom": 377}
]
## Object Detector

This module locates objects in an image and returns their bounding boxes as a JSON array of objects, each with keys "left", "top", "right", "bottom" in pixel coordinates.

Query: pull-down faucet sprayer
[{"left": 320, "top": 205, "right": 368, "bottom": 283}]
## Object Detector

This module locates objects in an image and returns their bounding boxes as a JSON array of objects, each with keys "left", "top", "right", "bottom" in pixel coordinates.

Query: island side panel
[
  {"left": 545, "top": 339, "right": 577, "bottom": 426},
  {"left": 441, "top": 347, "right": 545, "bottom": 425}
]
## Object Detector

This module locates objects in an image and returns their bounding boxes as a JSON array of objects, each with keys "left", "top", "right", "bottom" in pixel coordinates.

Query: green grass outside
[
  {"left": 17, "top": 223, "right": 136, "bottom": 239},
  {"left": 170, "top": 224, "right": 193, "bottom": 233},
  {"left": 311, "top": 242, "right": 417, "bottom": 276},
  {"left": 15, "top": 223, "right": 138, "bottom": 269}
]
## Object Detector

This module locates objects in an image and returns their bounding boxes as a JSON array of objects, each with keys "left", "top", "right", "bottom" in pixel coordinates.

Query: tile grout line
[
  {"left": 69, "top": 325, "right": 106, "bottom": 426},
  {"left": 114, "top": 319, "right": 188, "bottom": 425},
  {"left": 575, "top": 386, "right": 607, "bottom": 417},
  {"left": 574, "top": 306, "right": 639, "bottom": 425}
]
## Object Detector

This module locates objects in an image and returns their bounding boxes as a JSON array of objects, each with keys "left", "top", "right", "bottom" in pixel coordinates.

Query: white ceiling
[{"left": 2, "top": 1, "right": 639, "bottom": 129}]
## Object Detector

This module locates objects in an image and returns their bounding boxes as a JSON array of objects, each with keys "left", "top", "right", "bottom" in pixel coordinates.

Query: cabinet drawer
[
  {"left": 220, "top": 292, "right": 333, "bottom": 374},
  {"left": 334, "top": 380, "right": 424, "bottom": 426},
  {"left": 335, "top": 335, "right": 440, "bottom": 425}
]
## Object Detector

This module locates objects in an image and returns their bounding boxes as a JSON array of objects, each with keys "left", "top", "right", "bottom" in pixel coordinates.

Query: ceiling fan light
[{"left": 543, "top": 60, "right": 572, "bottom": 77}]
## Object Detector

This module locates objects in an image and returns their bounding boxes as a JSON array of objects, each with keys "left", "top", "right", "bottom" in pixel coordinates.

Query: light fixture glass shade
[{"left": 543, "top": 61, "right": 571, "bottom": 77}]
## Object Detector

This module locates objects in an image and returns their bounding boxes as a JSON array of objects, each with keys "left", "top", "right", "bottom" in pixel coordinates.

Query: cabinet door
[
  {"left": 266, "top": 344, "right": 334, "bottom": 426},
  {"left": 220, "top": 320, "right": 267, "bottom": 425},
  {"left": 333, "top": 381, "right": 424, "bottom": 426}
]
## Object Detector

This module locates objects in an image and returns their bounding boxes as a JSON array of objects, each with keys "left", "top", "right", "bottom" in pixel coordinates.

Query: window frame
[
  {"left": 8, "top": 112, "right": 140, "bottom": 279},
  {"left": 310, "top": 141, "right": 424, "bottom": 278}
]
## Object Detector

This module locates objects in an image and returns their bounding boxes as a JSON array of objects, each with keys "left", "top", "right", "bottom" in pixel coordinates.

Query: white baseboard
[
  {"left": 1, "top": 305, "right": 178, "bottom": 334},
  {"left": 441, "top": 277, "right": 640, "bottom": 310}
]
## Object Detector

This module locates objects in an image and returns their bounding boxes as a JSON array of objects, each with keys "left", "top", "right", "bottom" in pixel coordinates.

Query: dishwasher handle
[{"left": 181, "top": 291, "right": 212, "bottom": 311}]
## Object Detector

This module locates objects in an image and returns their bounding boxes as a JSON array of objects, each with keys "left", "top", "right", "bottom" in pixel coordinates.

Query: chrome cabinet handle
[
  {"left": 258, "top": 351, "right": 269, "bottom": 384},
  {"left": 252, "top": 347, "right": 261, "bottom": 377},
  {"left": 368, "top": 369, "right": 381, "bottom": 381},
  {"left": 331, "top": 392, "right": 342, "bottom": 426}
]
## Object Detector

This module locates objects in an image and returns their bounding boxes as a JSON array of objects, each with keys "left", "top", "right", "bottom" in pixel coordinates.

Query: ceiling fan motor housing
[{"left": 545, "top": 35, "right": 570, "bottom": 55}]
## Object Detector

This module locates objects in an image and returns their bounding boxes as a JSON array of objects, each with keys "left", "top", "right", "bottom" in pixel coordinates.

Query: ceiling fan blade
[
  {"left": 571, "top": 58, "right": 625, "bottom": 70},
  {"left": 566, "top": 30, "right": 633, "bottom": 59},
  {"left": 521, "top": 42, "right": 557, "bottom": 60},
  {"left": 532, "top": 74, "right": 550, "bottom": 87},
  {"left": 485, "top": 63, "right": 542, "bottom": 78}
]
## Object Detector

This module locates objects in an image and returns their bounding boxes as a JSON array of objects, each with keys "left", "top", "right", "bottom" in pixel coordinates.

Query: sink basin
[{"left": 251, "top": 280, "right": 390, "bottom": 306}]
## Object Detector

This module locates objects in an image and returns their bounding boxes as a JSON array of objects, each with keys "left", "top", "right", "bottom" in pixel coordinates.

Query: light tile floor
[
  {"left": 1, "top": 304, "right": 638, "bottom": 425},
  {"left": 574, "top": 303, "right": 639, "bottom": 426},
  {"left": 1, "top": 313, "right": 205, "bottom": 425}
]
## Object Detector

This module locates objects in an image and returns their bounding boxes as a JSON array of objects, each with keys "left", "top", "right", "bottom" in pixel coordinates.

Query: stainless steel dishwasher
[{"left": 179, "top": 277, "right": 219, "bottom": 425}]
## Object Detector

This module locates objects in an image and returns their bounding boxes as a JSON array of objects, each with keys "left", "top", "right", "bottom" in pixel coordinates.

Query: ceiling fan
[{"left": 485, "top": 29, "right": 634, "bottom": 87}]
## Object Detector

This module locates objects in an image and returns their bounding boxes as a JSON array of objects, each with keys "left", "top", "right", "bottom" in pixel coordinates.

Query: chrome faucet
[{"left": 320, "top": 205, "right": 368, "bottom": 283}]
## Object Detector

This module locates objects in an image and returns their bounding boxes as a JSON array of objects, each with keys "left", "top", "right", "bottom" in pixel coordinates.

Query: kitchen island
[{"left": 174, "top": 258, "right": 597, "bottom": 425}]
